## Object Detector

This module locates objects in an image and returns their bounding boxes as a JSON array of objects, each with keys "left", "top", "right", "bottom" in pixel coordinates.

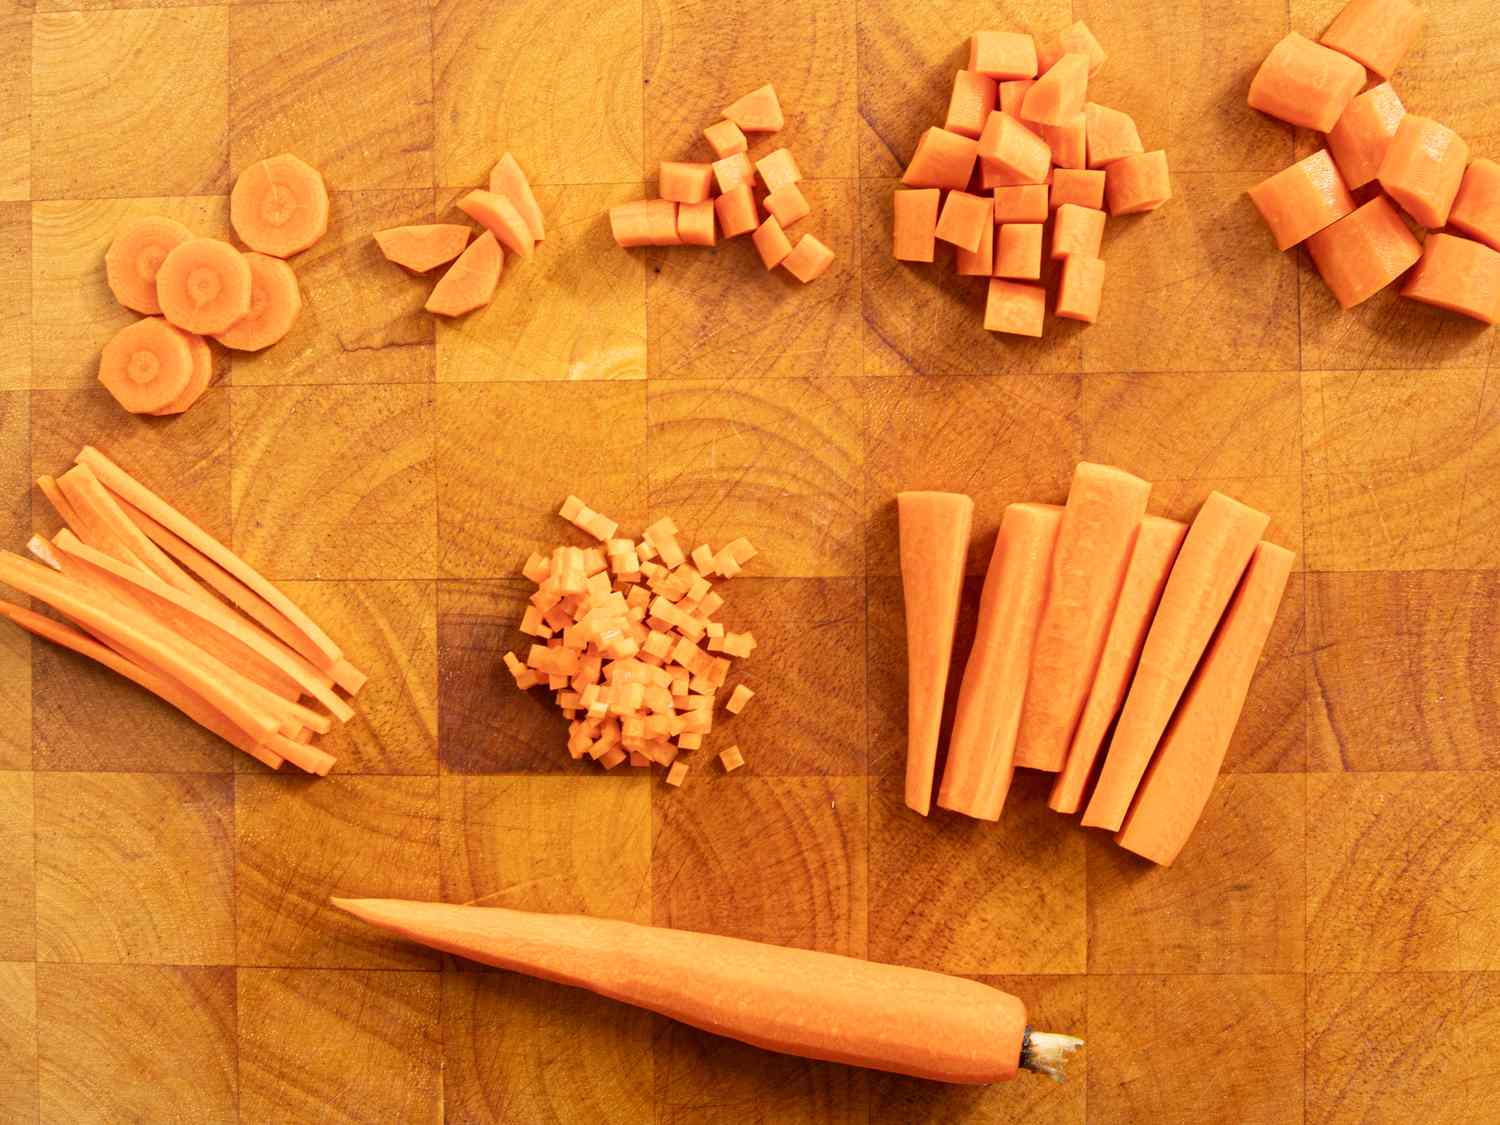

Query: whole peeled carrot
[{"left": 333, "top": 898, "right": 1082, "bottom": 1085}]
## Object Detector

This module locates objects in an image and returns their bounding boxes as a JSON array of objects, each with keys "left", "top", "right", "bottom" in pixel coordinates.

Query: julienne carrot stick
[
  {"left": 53, "top": 467, "right": 150, "bottom": 572},
  {"left": 35, "top": 476, "right": 83, "bottom": 534},
  {"left": 57, "top": 462, "right": 200, "bottom": 597},
  {"left": 333, "top": 898, "right": 1084, "bottom": 1085}
]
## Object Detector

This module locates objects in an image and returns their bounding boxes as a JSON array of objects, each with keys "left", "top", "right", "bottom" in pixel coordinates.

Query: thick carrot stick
[
  {"left": 937, "top": 503, "right": 1062, "bottom": 821},
  {"left": 1014, "top": 463, "right": 1150, "bottom": 773},
  {"left": 1115, "top": 542, "right": 1295, "bottom": 865},
  {"left": 332, "top": 898, "right": 1083, "bottom": 1085},
  {"left": 897, "top": 491, "right": 975, "bottom": 815},
  {"left": 54, "top": 467, "right": 150, "bottom": 571},
  {"left": 58, "top": 463, "right": 200, "bottom": 597},
  {"left": 1049, "top": 516, "right": 1187, "bottom": 814},
  {"left": 264, "top": 731, "right": 337, "bottom": 776},
  {"left": 1081, "top": 492, "right": 1269, "bottom": 830},
  {"left": 35, "top": 476, "right": 83, "bottom": 534}
]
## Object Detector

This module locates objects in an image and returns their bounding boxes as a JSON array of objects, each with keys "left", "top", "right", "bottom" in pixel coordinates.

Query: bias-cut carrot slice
[
  {"left": 994, "top": 184, "right": 1048, "bottom": 223},
  {"left": 1082, "top": 491, "right": 1269, "bottom": 831},
  {"left": 1325, "top": 82, "right": 1404, "bottom": 190},
  {"left": 426, "top": 231, "right": 502, "bottom": 315},
  {"left": 230, "top": 153, "right": 330, "bottom": 258},
  {"left": 1450, "top": 159, "right": 1500, "bottom": 252},
  {"left": 995, "top": 223, "right": 1042, "bottom": 280},
  {"left": 489, "top": 153, "right": 546, "bottom": 241},
  {"left": 1014, "top": 463, "right": 1150, "bottom": 773},
  {"left": 945, "top": 70, "right": 998, "bottom": 138},
  {"left": 892, "top": 188, "right": 940, "bottom": 262},
  {"left": 1055, "top": 256, "right": 1105, "bottom": 322},
  {"left": 897, "top": 491, "right": 974, "bottom": 816},
  {"left": 214, "top": 252, "right": 301, "bottom": 351},
  {"left": 660, "top": 161, "right": 715, "bottom": 204},
  {"left": 1084, "top": 103, "right": 1143, "bottom": 169},
  {"left": 105, "top": 216, "right": 194, "bottom": 315},
  {"left": 151, "top": 327, "right": 213, "bottom": 416},
  {"left": 780, "top": 234, "right": 835, "bottom": 283},
  {"left": 98, "top": 317, "right": 194, "bottom": 414},
  {"left": 1114, "top": 541, "right": 1294, "bottom": 865},
  {"left": 610, "top": 199, "right": 680, "bottom": 248},
  {"left": 703, "top": 119, "right": 748, "bottom": 158},
  {"left": 1247, "top": 32, "right": 1365, "bottom": 132},
  {"left": 935, "top": 191, "right": 991, "bottom": 252},
  {"left": 955, "top": 213, "right": 995, "bottom": 276},
  {"left": 1049, "top": 515, "right": 1187, "bottom": 814},
  {"left": 1051, "top": 204, "right": 1105, "bottom": 259},
  {"left": 978, "top": 113, "right": 1051, "bottom": 184},
  {"left": 969, "top": 31, "right": 1037, "bottom": 79},
  {"left": 1305, "top": 196, "right": 1421, "bottom": 309},
  {"left": 1247, "top": 149, "right": 1356, "bottom": 251},
  {"left": 1021, "top": 53, "right": 1089, "bottom": 127},
  {"left": 373, "top": 224, "right": 471, "bottom": 272},
  {"left": 764, "top": 182, "right": 811, "bottom": 228},
  {"left": 755, "top": 148, "right": 803, "bottom": 193},
  {"left": 1320, "top": 0, "right": 1423, "bottom": 79},
  {"left": 1378, "top": 115, "right": 1468, "bottom": 230},
  {"left": 56, "top": 462, "right": 197, "bottom": 596},
  {"left": 713, "top": 185, "right": 758, "bottom": 239},
  {"left": 1400, "top": 232, "right": 1500, "bottom": 325},
  {"left": 1104, "top": 150, "right": 1171, "bottom": 215},
  {"left": 1050, "top": 169, "right": 1105, "bottom": 210},
  {"left": 984, "top": 278, "right": 1045, "bottom": 335},
  {"left": 751, "top": 215, "right": 794, "bottom": 269},
  {"left": 937, "top": 502, "right": 1061, "bottom": 821},
  {"left": 723, "top": 84, "right": 783, "bottom": 132},
  {"left": 902, "top": 127, "right": 979, "bottom": 190},
  {"left": 155, "top": 238, "right": 253, "bottom": 335},
  {"left": 458, "top": 189, "right": 535, "bottom": 259},
  {"left": 676, "top": 200, "right": 717, "bottom": 247},
  {"left": 712, "top": 151, "right": 755, "bottom": 193}
]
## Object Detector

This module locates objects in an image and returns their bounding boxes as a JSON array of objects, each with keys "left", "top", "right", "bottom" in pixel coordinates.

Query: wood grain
[
  {"left": 0, "top": 13, "right": 27, "bottom": 204},
  {"left": 0, "top": 961, "right": 36, "bottom": 1124},
  {"left": 0, "top": 771, "right": 35, "bottom": 961},
  {"left": 0, "top": 391, "right": 28, "bottom": 769},
  {"left": 0, "top": 205, "right": 27, "bottom": 391}
]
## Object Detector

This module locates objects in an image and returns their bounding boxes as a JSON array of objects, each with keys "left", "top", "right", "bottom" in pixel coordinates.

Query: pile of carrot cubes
[
  {"left": 503, "top": 499, "right": 760, "bottom": 786},
  {"left": 1246, "top": 0, "right": 1499, "bottom": 323},
  {"left": 892, "top": 22, "right": 1171, "bottom": 336},
  {"left": 99, "top": 154, "right": 327, "bottom": 417},
  {"left": 0, "top": 447, "right": 367, "bottom": 775},
  {"left": 609, "top": 84, "right": 836, "bottom": 283},
  {"left": 897, "top": 465, "right": 1292, "bottom": 867},
  {"left": 374, "top": 153, "right": 547, "bottom": 318}
]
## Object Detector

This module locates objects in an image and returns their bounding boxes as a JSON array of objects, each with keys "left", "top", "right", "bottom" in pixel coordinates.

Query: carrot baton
[
  {"left": 54, "top": 467, "right": 151, "bottom": 572},
  {"left": 332, "top": 898, "right": 1084, "bottom": 1085},
  {"left": 35, "top": 476, "right": 83, "bottom": 534},
  {"left": 57, "top": 463, "right": 201, "bottom": 597}
]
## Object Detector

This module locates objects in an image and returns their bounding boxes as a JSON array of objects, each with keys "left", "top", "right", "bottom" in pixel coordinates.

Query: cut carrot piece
[
  {"left": 1049, "top": 516, "right": 1187, "bottom": 814},
  {"left": 945, "top": 70, "right": 998, "bottom": 139},
  {"left": 969, "top": 31, "right": 1038, "bottom": 80},
  {"left": 1305, "top": 195, "right": 1422, "bottom": 309},
  {"left": 230, "top": 153, "right": 330, "bottom": 258},
  {"left": 704, "top": 119, "right": 749, "bottom": 158},
  {"left": 426, "top": 231, "right": 502, "bottom": 316},
  {"left": 1050, "top": 169, "right": 1105, "bottom": 210},
  {"left": 893, "top": 189, "right": 940, "bottom": 262},
  {"left": 1115, "top": 542, "right": 1295, "bottom": 865},
  {"left": 1054, "top": 21, "right": 1107, "bottom": 78},
  {"left": 373, "top": 224, "right": 471, "bottom": 273},
  {"left": 713, "top": 185, "right": 759, "bottom": 239},
  {"left": 1082, "top": 491, "right": 1270, "bottom": 830},
  {"left": 896, "top": 491, "right": 974, "bottom": 816},
  {"left": 1043, "top": 114, "right": 1086, "bottom": 170},
  {"left": 978, "top": 113, "right": 1052, "bottom": 185},
  {"left": 1021, "top": 53, "right": 1089, "bottom": 127},
  {"left": 676, "top": 200, "right": 717, "bottom": 247},
  {"left": 1378, "top": 115, "right": 1468, "bottom": 230},
  {"left": 755, "top": 148, "right": 803, "bottom": 193},
  {"left": 1014, "top": 464, "right": 1150, "bottom": 773},
  {"left": 1051, "top": 204, "right": 1105, "bottom": 259},
  {"left": 155, "top": 238, "right": 253, "bottom": 335},
  {"left": 764, "top": 182, "right": 811, "bottom": 228},
  {"left": 36, "top": 476, "right": 82, "bottom": 533},
  {"left": 998, "top": 80, "right": 1037, "bottom": 124},
  {"left": 488, "top": 153, "right": 546, "bottom": 241},
  {"left": 719, "top": 745, "right": 745, "bottom": 772},
  {"left": 980, "top": 159, "right": 1048, "bottom": 190},
  {"left": 752, "top": 216, "right": 794, "bottom": 269},
  {"left": 1055, "top": 256, "right": 1105, "bottom": 323},
  {"left": 1320, "top": 0, "right": 1422, "bottom": 79},
  {"left": 1247, "top": 150, "right": 1356, "bottom": 251},
  {"left": 984, "top": 278, "right": 1045, "bottom": 336},
  {"left": 902, "top": 127, "right": 980, "bottom": 190},
  {"left": 993, "top": 184, "right": 1048, "bottom": 223},
  {"left": 214, "top": 252, "right": 301, "bottom": 351},
  {"left": 1084, "top": 103, "right": 1143, "bottom": 169},
  {"left": 725, "top": 683, "right": 754, "bottom": 714},
  {"left": 56, "top": 462, "right": 198, "bottom": 595},
  {"left": 610, "top": 200, "right": 680, "bottom": 248},
  {"left": 1247, "top": 33, "right": 1365, "bottom": 132},
  {"left": 935, "top": 191, "right": 991, "bottom": 252},
  {"left": 98, "top": 317, "right": 194, "bottom": 415},
  {"left": 937, "top": 502, "right": 1062, "bottom": 821},
  {"left": 955, "top": 213, "right": 995, "bottom": 276},
  {"left": 780, "top": 234, "right": 835, "bottom": 283},
  {"left": 713, "top": 151, "right": 755, "bottom": 193},
  {"left": 660, "top": 161, "right": 715, "bottom": 204},
  {"left": 1104, "top": 150, "right": 1171, "bottom": 215},
  {"left": 1400, "top": 233, "right": 1500, "bottom": 325},
  {"left": 458, "top": 189, "right": 536, "bottom": 259},
  {"left": 1326, "top": 82, "right": 1404, "bottom": 191},
  {"left": 995, "top": 223, "right": 1042, "bottom": 280},
  {"left": 1450, "top": 159, "right": 1500, "bottom": 252},
  {"left": 151, "top": 327, "right": 212, "bottom": 417},
  {"left": 723, "top": 84, "right": 784, "bottom": 132},
  {"left": 104, "top": 216, "right": 194, "bottom": 316},
  {"left": 664, "top": 760, "right": 688, "bottom": 787}
]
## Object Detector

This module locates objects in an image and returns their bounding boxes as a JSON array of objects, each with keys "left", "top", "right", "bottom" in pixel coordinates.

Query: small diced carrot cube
[
  {"left": 984, "top": 278, "right": 1046, "bottom": 336},
  {"left": 721, "top": 632, "right": 756, "bottom": 659},
  {"left": 955, "top": 213, "right": 995, "bottom": 276},
  {"left": 1021, "top": 53, "right": 1089, "bottom": 126},
  {"left": 713, "top": 151, "right": 755, "bottom": 193},
  {"left": 1104, "top": 150, "right": 1171, "bottom": 215},
  {"left": 781, "top": 234, "right": 835, "bottom": 283},
  {"left": 893, "top": 188, "right": 940, "bottom": 263},
  {"left": 978, "top": 113, "right": 1052, "bottom": 185},
  {"left": 1050, "top": 168, "right": 1105, "bottom": 210},
  {"left": 1084, "top": 102, "right": 1144, "bottom": 169},
  {"left": 993, "top": 184, "right": 1048, "bottom": 223},
  {"left": 626, "top": 585, "right": 650, "bottom": 609},
  {"left": 998, "top": 80, "right": 1035, "bottom": 120},
  {"left": 995, "top": 223, "right": 1043, "bottom": 280},
  {"left": 719, "top": 745, "right": 746, "bottom": 772},
  {"left": 520, "top": 604, "right": 550, "bottom": 637},
  {"left": 1042, "top": 20, "right": 1106, "bottom": 78},
  {"left": 945, "top": 70, "right": 998, "bottom": 138},
  {"left": 629, "top": 750, "right": 650, "bottom": 768},
  {"left": 637, "top": 539, "right": 657, "bottom": 561},
  {"left": 1450, "top": 159, "right": 1500, "bottom": 252},
  {"left": 725, "top": 684, "right": 755, "bottom": 714},
  {"left": 690, "top": 544, "right": 716, "bottom": 572},
  {"left": 935, "top": 190, "right": 991, "bottom": 253},
  {"left": 598, "top": 747, "right": 626, "bottom": 769},
  {"left": 1057, "top": 256, "right": 1106, "bottom": 323},
  {"left": 902, "top": 127, "right": 979, "bottom": 190},
  {"left": 1378, "top": 116, "right": 1467, "bottom": 230},
  {"left": 755, "top": 148, "right": 803, "bottom": 193},
  {"left": 722, "top": 537, "right": 757, "bottom": 564},
  {"left": 969, "top": 31, "right": 1038, "bottom": 79},
  {"left": 581, "top": 548, "right": 608, "bottom": 576},
  {"left": 752, "top": 215, "right": 795, "bottom": 269},
  {"left": 1052, "top": 204, "right": 1105, "bottom": 259},
  {"left": 660, "top": 161, "right": 714, "bottom": 205},
  {"left": 1043, "top": 113, "right": 1086, "bottom": 170},
  {"left": 665, "top": 761, "right": 689, "bottom": 787},
  {"left": 698, "top": 591, "right": 724, "bottom": 617},
  {"left": 677, "top": 732, "right": 703, "bottom": 751},
  {"left": 677, "top": 200, "right": 717, "bottom": 247},
  {"left": 559, "top": 495, "right": 585, "bottom": 521},
  {"left": 522, "top": 552, "right": 551, "bottom": 584},
  {"left": 764, "top": 182, "right": 811, "bottom": 229},
  {"left": 714, "top": 184, "right": 759, "bottom": 238},
  {"left": 704, "top": 118, "right": 748, "bottom": 158},
  {"left": 686, "top": 575, "right": 711, "bottom": 602},
  {"left": 723, "top": 84, "right": 784, "bottom": 133}
]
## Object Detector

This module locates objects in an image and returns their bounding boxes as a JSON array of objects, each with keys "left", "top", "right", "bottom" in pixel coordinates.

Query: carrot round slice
[
  {"left": 230, "top": 153, "right": 330, "bottom": 258},
  {"left": 155, "top": 237, "right": 253, "bottom": 334},
  {"left": 151, "top": 326, "right": 213, "bottom": 416},
  {"left": 98, "top": 317, "right": 194, "bottom": 414},
  {"left": 104, "top": 216, "right": 194, "bottom": 315},
  {"left": 213, "top": 252, "right": 302, "bottom": 351}
]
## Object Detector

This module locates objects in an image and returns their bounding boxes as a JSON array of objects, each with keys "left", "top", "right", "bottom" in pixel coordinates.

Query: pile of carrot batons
[
  {"left": 501, "top": 499, "right": 760, "bottom": 786},
  {"left": 1246, "top": 0, "right": 1499, "bottom": 323},
  {"left": 0, "top": 448, "right": 366, "bottom": 775},
  {"left": 893, "top": 22, "right": 1171, "bottom": 335},
  {"left": 99, "top": 154, "right": 329, "bottom": 416},
  {"left": 899, "top": 464, "right": 1293, "bottom": 867},
  {"left": 609, "top": 84, "right": 836, "bottom": 283},
  {"left": 374, "top": 152, "right": 547, "bottom": 317}
]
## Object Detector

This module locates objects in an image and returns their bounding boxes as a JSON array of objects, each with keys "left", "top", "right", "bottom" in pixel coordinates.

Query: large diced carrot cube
[
  {"left": 781, "top": 234, "right": 835, "bottom": 283},
  {"left": 755, "top": 148, "right": 803, "bottom": 193},
  {"left": 1050, "top": 169, "right": 1105, "bottom": 210},
  {"left": 981, "top": 158, "right": 1048, "bottom": 190},
  {"left": 1056, "top": 255, "right": 1106, "bottom": 323},
  {"left": 1052, "top": 204, "right": 1105, "bottom": 259},
  {"left": 1320, "top": 0, "right": 1423, "bottom": 79},
  {"left": 892, "top": 188, "right": 940, "bottom": 263},
  {"left": 1085, "top": 102, "right": 1144, "bottom": 168},
  {"left": 902, "top": 127, "right": 980, "bottom": 190},
  {"left": 1326, "top": 82, "right": 1405, "bottom": 190},
  {"left": 998, "top": 80, "right": 1035, "bottom": 121},
  {"left": 955, "top": 213, "right": 995, "bottom": 276},
  {"left": 1378, "top": 115, "right": 1468, "bottom": 230},
  {"left": 610, "top": 199, "right": 679, "bottom": 247},
  {"left": 935, "top": 190, "right": 991, "bottom": 252},
  {"left": 677, "top": 200, "right": 717, "bottom": 246},
  {"left": 984, "top": 278, "right": 1046, "bottom": 336},
  {"left": 752, "top": 215, "right": 794, "bottom": 269},
  {"left": 1021, "top": 53, "right": 1089, "bottom": 126},
  {"left": 945, "top": 70, "right": 998, "bottom": 139},
  {"left": 1247, "top": 149, "right": 1357, "bottom": 250},
  {"left": 764, "top": 182, "right": 812, "bottom": 228},
  {"left": 660, "top": 161, "right": 714, "bottom": 204},
  {"left": 969, "top": 31, "right": 1037, "bottom": 79},
  {"left": 1305, "top": 196, "right": 1422, "bottom": 309},
  {"left": 1400, "top": 232, "right": 1500, "bottom": 325},
  {"left": 994, "top": 184, "right": 1049, "bottom": 223},
  {"left": 1449, "top": 159, "right": 1500, "bottom": 252},
  {"left": 978, "top": 113, "right": 1051, "bottom": 184},
  {"left": 713, "top": 151, "right": 755, "bottom": 193},
  {"left": 704, "top": 118, "right": 748, "bottom": 158},
  {"left": 1248, "top": 32, "right": 1365, "bottom": 133},
  {"left": 995, "top": 223, "right": 1042, "bottom": 280},
  {"left": 1105, "top": 150, "right": 1171, "bottom": 215},
  {"left": 714, "top": 184, "right": 759, "bottom": 238},
  {"left": 1043, "top": 113, "right": 1086, "bottom": 169},
  {"left": 723, "top": 84, "right": 784, "bottom": 132}
]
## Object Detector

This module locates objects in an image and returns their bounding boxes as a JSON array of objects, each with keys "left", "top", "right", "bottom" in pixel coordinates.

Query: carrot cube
[
  {"left": 955, "top": 213, "right": 995, "bottom": 276},
  {"left": 756, "top": 148, "right": 803, "bottom": 193},
  {"left": 664, "top": 759, "right": 689, "bottom": 786},
  {"left": 719, "top": 745, "right": 746, "bottom": 772},
  {"left": 713, "top": 152, "right": 755, "bottom": 194},
  {"left": 660, "top": 161, "right": 714, "bottom": 204},
  {"left": 984, "top": 279, "right": 1046, "bottom": 336},
  {"left": 781, "top": 234, "right": 835, "bottom": 283},
  {"left": 1326, "top": 82, "right": 1405, "bottom": 190},
  {"left": 902, "top": 127, "right": 980, "bottom": 190},
  {"left": 1378, "top": 115, "right": 1468, "bottom": 230},
  {"left": 1320, "top": 0, "right": 1423, "bottom": 79},
  {"left": 891, "top": 189, "right": 939, "bottom": 263},
  {"left": 945, "top": 70, "right": 998, "bottom": 139},
  {"left": 1057, "top": 256, "right": 1106, "bottom": 323},
  {"left": 677, "top": 732, "right": 703, "bottom": 751},
  {"left": 935, "top": 190, "right": 991, "bottom": 252},
  {"left": 980, "top": 159, "right": 1042, "bottom": 190},
  {"left": 1248, "top": 150, "right": 1356, "bottom": 251},
  {"left": 752, "top": 216, "right": 794, "bottom": 269},
  {"left": 1048, "top": 20, "right": 1107, "bottom": 78},
  {"left": 1043, "top": 113, "right": 1086, "bottom": 170},
  {"left": 995, "top": 223, "right": 1043, "bottom": 280},
  {"left": 1050, "top": 169, "right": 1105, "bottom": 210},
  {"left": 1052, "top": 204, "right": 1105, "bottom": 259},
  {"left": 704, "top": 118, "right": 748, "bottom": 158},
  {"left": 725, "top": 684, "right": 755, "bottom": 714},
  {"left": 1248, "top": 32, "right": 1365, "bottom": 132},
  {"left": 1104, "top": 151, "right": 1171, "bottom": 215},
  {"left": 609, "top": 199, "right": 679, "bottom": 247},
  {"left": 969, "top": 31, "right": 1037, "bottom": 79},
  {"left": 598, "top": 747, "right": 626, "bottom": 769},
  {"left": 1084, "top": 102, "right": 1143, "bottom": 169},
  {"left": 714, "top": 184, "right": 759, "bottom": 238},
  {"left": 1022, "top": 53, "right": 1088, "bottom": 127},
  {"left": 978, "top": 113, "right": 1052, "bottom": 185},
  {"left": 1400, "top": 233, "right": 1500, "bottom": 325},
  {"left": 764, "top": 182, "right": 811, "bottom": 228},
  {"left": 1305, "top": 196, "right": 1422, "bottom": 309},
  {"left": 999, "top": 80, "right": 1039, "bottom": 125},
  {"left": 994, "top": 184, "right": 1049, "bottom": 223},
  {"left": 1450, "top": 159, "right": 1500, "bottom": 252},
  {"left": 676, "top": 200, "right": 717, "bottom": 247},
  {"left": 724, "top": 84, "right": 783, "bottom": 133}
]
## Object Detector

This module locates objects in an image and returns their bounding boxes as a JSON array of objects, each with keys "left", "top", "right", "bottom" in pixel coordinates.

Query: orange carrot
[
  {"left": 780, "top": 234, "right": 835, "bottom": 283},
  {"left": 1048, "top": 516, "right": 1186, "bottom": 814},
  {"left": 660, "top": 161, "right": 715, "bottom": 205},
  {"left": 333, "top": 899, "right": 1081, "bottom": 1084},
  {"left": 104, "top": 216, "right": 194, "bottom": 316},
  {"left": 998, "top": 80, "right": 1038, "bottom": 125},
  {"left": 1247, "top": 150, "right": 1356, "bottom": 251},
  {"left": 1320, "top": 0, "right": 1422, "bottom": 79},
  {"left": 984, "top": 279, "right": 1045, "bottom": 336},
  {"left": 994, "top": 223, "right": 1042, "bottom": 280},
  {"left": 993, "top": 185, "right": 1048, "bottom": 224},
  {"left": 97, "top": 317, "right": 195, "bottom": 416},
  {"left": 1114, "top": 541, "right": 1295, "bottom": 865},
  {"left": 1400, "top": 233, "right": 1500, "bottom": 325},
  {"left": 676, "top": 200, "right": 717, "bottom": 247},
  {"left": 1050, "top": 21, "right": 1107, "bottom": 77},
  {"left": 764, "top": 182, "right": 811, "bottom": 229},
  {"left": 755, "top": 148, "right": 802, "bottom": 193},
  {"left": 978, "top": 113, "right": 1051, "bottom": 185},
  {"left": 1104, "top": 151, "right": 1171, "bottom": 215},
  {"left": 1051, "top": 169, "right": 1105, "bottom": 210},
  {"left": 35, "top": 476, "right": 82, "bottom": 534},
  {"left": 1377, "top": 115, "right": 1468, "bottom": 230},
  {"left": 715, "top": 151, "right": 756, "bottom": 191},
  {"left": 1021, "top": 53, "right": 1089, "bottom": 127},
  {"left": 155, "top": 238, "right": 253, "bottom": 335},
  {"left": 935, "top": 191, "right": 991, "bottom": 252},
  {"left": 937, "top": 503, "right": 1062, "bottom": 821},
  {"left": 723, "top": 84, "right": 784, "bottom": 132},
  {"left": 1055, "top": 256, "right": 1105, "bottom": 323},
  {"left": 719, "top": 745, "right": 745, "bottom": 772},
  {"left": 713, "top": 185, "right": 759, "bottom": 239},
  {"left": 945, "top": 70, "right": 998, "bottom": 138},
  {"left": 1081, "top": 492, "right": 1269, "bottom": 830},
  {"left": 1325, "top": 82, "right": 1404, "bottom": 191},
  {"left": 610, "top": 200, "right": 681, "bottom": 248},
  {"left": 1247, "top": 33, "right": 1365, "bottom": 132},
  {"left": 704, "top": 119, "right": 749, "bottom": 158},
  {"left": 1304, "top": 195, "right": 1422, "bottom": 309},
  {"left": 55, "top": 462, "right": 199, "bottom": 596},
  {"left": 955, "top": 213, "right": 995, "bottom": 276},
  {"left": 1449, "top": 159, "right": 1500, "bottom": 252},
  {"left": 489, "top": 153, "right": 546, "bottom": 242},
  {"left": 969, "top": 31, "right": 1038, "bottom": 80},
  {"left": 1043, "top": 114, "right": 1086, "bottom": 170},
  {"left": 980, "top": 158, "right": 1047, "bottom": 190},
  {"left": 151, "top": 327, "right": 212, "bottom": 417},
  {"left": 751, "top": 216, "right": 794, "bottom": 270},
  {"left": 426, "top": 231, "right": 502, "bottom": 316},
  {"left": 897, "top": 491, "right": 974, "bottom": 816},
  {"left": 1051, "top": 204, "right": 1105, "bottom": 259},
  {"left": 214, "top": 252, "right": 301, "bottom": 352},
  {"left": 458, "top": 189, "right": 536, "bottom": 259},
  {"left": 902, "top": 127, "right": 980, "bottom": 190},
  {"left": 1084, "top": 103, "right": 1143, "bottom": 169},
  {"left": 230, "top": 153, "right": 330, "bottom": 258},
  {"left": 373, "top": 224, "right": 471, "bottom": 273},
  {"left": 53, "top": 466, "right": 148, "bottom": 570},
  {"left": 893, "top": 188, "right": 941, "bottom": 262}
]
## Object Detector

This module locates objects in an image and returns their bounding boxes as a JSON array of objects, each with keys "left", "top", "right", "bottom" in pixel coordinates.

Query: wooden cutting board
[{"left": 2, "top": 0, "right": 1498, "bottom": 1122}]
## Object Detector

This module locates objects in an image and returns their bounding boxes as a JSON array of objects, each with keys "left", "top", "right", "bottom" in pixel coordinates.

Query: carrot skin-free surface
[
  {"left": 1021, "top": 53, "right": 1089, "bottom": 126},
  {"left": 995, "top": 223, "right": 1043, "bottom": 280},
  {"left": 373, "top": 225, "right": 471, "bottom": 273},
  {"left": 1449, "top": 159, "right": 1500, "bottom": 252},
  {"left": 1105, "top": 150, "right": 1171, "bottom": 215},
  {"left": 984, "top": 279, "right": 1045, "bottom": 336},
  {"left": 104, "top": 216, "right": 194, "bottom": 315},
  {"left": 893, "top": 189, "right": 941, "bottom": 262},
  {"left": 723, "top": 84, "right": 784, "bottom": 132},
  {"left": 1400, "top": 232, "right": 1500, "bottom": 325},
  {"left": 1320, "top": 0, "right": 1423, "bottom": 79},
  {"left": 1051, "top": 204, "right": 1106, "bottom": 259},
  {"left": 1051, "top": 169, "right": 1105, "bottom": 210},
  {"left": 1055, "top": 256, "right": 1106, "bottom": 323},
  {"left": 1305, "top": 195, "right": 1421, "bottom": 309},
  {"left": 954, "top": 214, "right": 995, "bottom": 276},
  {"left": 935, "top": 191, "right": 991, "bottom": 252},
  {"left": 1325, "top": 82, "right": 1404, "bottom": 191},
  {"left": 1247, "top": 149, "right": 1356, "bottom": 251},
  {"left": 150, "top": 327, "right": 212, "bottom": 417},
  {"left": 1378, "top": 115, "right": 1469, "bottom": 230},
  {"left": 489, "top": 153, "right": 546, "bottom": 241},
  {"left": 1247, "top": 32, "right": 1365, "bottom": 132},
  {"left": 230, "top": 153, "right": 330, "bottom": 258},
  {"left": 1084, "top": 103, "right": 1143, "bottom": 169},
  {"left": 969, "top": 31, "right": 1038, "bottom": 79},
  {"left": 903, "top": 127, "right": 980, "bottom": 190},
  {"left": 945, "top": 70, "right": 998, "bottom": 138},
  {"left": 994, "top": 185, "right": 1049, "bottom": 223},
  {"left": 213, "top": 252, "right": 301, "bottom": 351},
  {"left": 56, "top": 463, "right": 197, "bottom": 596},
  {"left": 458, "top": 189, "right": 536, "bottom": 259},
  {"left": 979, "top": 113, "right": 1052, "bottom": 184},
  {"left": 426, "top": 231, "right": 502, "bottom": 316},
  {"left": 155, "top": 238, "right": 254, "bottom": 335},
  {"left": 97, "top": 317, "right": 194, "bottom": 415}
]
